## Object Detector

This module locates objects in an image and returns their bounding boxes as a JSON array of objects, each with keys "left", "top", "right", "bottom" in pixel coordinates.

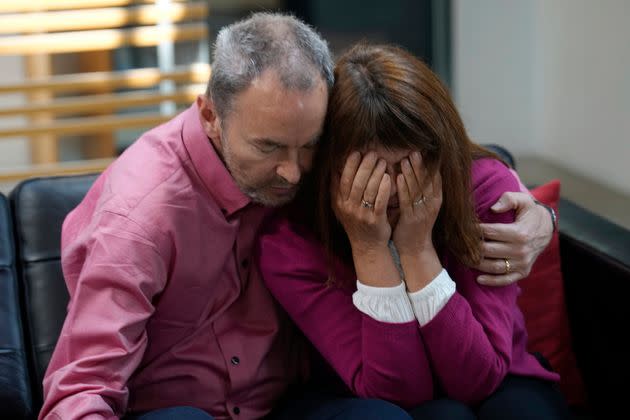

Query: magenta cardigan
[{"left": 256, "top": 158, "right": 559, "bottom": 408}]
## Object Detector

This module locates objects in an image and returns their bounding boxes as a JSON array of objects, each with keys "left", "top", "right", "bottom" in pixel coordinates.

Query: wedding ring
[
  {"left": 413, "top": 195, "right": 426, "bottom": 206},
  {"left": 361, "top": 199, "right": 374, "bottom": 209},
  {"left": 504, "top": 258, "right": 511, "bottom": 274}
]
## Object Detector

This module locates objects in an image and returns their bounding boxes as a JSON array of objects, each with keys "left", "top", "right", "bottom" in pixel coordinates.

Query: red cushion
[{"left": 517, "top": 179, "right": 588, "bottom": 407}]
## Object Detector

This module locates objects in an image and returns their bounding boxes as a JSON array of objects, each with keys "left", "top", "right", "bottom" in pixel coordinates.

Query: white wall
[
  {"left": 537, "top": 0, "right": 630, "bottom": 196},
  {"left": 453, "top": 0, "right": 540, "bottom": 156},
  {"left": 0, "top": 56, "right": 30, "bottom": 168},
  {"left": 453, "top": 0, "right": 630, "bottom": 196}
]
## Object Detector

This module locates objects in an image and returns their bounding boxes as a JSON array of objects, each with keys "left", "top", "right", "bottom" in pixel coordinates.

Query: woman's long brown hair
[{"left": 293, "top": 42, "right": 503, "bottom": 281}]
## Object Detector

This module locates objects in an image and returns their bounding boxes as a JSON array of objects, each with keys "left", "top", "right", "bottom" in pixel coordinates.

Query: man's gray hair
[{"left": 207, "top": 12, "right": 334, "bottom": 118}]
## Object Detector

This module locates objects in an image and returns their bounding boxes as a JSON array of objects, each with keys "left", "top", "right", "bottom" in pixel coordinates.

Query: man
[{"left": 39, "top": 12, "right": 555, "bottom": 420}]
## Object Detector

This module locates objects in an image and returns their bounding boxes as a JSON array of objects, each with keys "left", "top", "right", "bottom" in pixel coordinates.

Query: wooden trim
[
  {"left": 77, "top": 50, "right": 115, "bottom": 160},
  {"left": 0, "top": 22, "right": 207, "bottom": 55},
  {"left": 0, "top": 3, "right": 208, "bottom": 34},
  {"left": 0, "top": 0, "right": 187, "bottom": 13},
  {"left": 0, "top": 113, "right": 175, "bottom": 138},
  {"left": 0, "top": 159, "right": 112, "bottom": 183},
  {"left": 0, "top": 64, "right": 211, "bottom": 94},
  {"left": 25, "top": 53, "right": 58, "bottom": 164},
  {"left": 0, "top": 87, "right": 202, "bottom": 117}
]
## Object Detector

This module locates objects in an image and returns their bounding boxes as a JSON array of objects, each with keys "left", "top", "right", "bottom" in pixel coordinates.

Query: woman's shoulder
[
  {"left": 470, "top": 157, "right": 521, "bottom": 219},
  {"left": 257, "top": 207, "right": 328, "bottom": 266},
  {"left": 255, "top": 206, "right": 349, "bottom": 291},
  {"left": 260, "top": 206, "right": 318, "bottom": 246},
  {"left": 471, "top": 157, "right": 518, "bottom": 188}
]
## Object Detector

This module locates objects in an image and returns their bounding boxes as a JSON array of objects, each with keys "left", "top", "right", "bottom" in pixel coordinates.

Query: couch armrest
[
  {"left": 0, "top": 193, "right": 33, "bottom": 419},
  {"left": 558, "top": 198, "right": 630, "bottom": 418}
]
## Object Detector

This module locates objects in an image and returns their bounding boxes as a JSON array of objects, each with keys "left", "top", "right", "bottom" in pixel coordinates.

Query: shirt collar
[{"left": 182, "top": 103, "right": 251, "bottom": 216}]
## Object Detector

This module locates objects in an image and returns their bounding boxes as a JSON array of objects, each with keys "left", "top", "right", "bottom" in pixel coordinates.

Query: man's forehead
[
  {"left": 227, "top": 80, "right": 326, "bottom": 118},
  {"left": 247, "top": 68, "right": 327, "bottom": 97},
  {"left": 225, "top": 95, "right": 325, "bottom": 145}
]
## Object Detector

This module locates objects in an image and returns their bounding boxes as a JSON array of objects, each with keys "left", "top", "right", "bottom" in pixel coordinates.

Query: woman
[{"left": 257, "top": 43, "right": 570, "bottom": 419}]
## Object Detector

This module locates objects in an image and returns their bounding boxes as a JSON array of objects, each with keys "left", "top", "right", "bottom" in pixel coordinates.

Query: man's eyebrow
[{"left": 252, "top": 138, "right": 283, "bottom": 146}]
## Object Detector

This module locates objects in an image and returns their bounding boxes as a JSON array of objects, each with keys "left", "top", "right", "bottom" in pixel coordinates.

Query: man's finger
[
  {"left": 475, "top": 257, "right": 520, "bottom": 276},
  {"left": 479, "top": 240, "right": 524, "bottom": 259},
  {"left": 480, "top": 222, "right": 525, "bottom": 243},
  {"left": 476, "top": 272, "right": 522, "bottom": 287},
  {"left": 490, "top": 191, "right": 534, "bottom": 213}
]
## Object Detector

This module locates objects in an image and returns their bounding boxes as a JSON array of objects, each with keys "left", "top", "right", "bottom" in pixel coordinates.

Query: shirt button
[
  {"left": 231, "top": 356, "right": 240, "bottom": 366},
  {"left": 233, "top": 407, "right": 240, "bottom": 415},
  {"left": 241, "top": 259, "right": 248, "bottom": 268}
]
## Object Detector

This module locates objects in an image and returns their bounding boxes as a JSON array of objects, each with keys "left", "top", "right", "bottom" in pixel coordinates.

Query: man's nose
[{"left": 276, "top": 155, "right": 302, "bottom": 185}]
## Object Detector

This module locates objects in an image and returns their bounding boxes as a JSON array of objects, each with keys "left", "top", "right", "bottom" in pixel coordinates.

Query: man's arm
[
  {"left": 39, "top": 211, "right": 167, "bottom": 420},
  {"left": 473, "top": 169, "right": 554, "bottom": 286}
]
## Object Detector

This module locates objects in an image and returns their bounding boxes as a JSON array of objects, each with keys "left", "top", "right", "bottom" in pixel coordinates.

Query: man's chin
[{"left": 248, "top": 188, "right": 297, "bottom": 207}]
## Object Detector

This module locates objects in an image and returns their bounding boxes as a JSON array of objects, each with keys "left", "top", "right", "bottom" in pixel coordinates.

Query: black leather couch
[
  {"left": 1, "top": 191, "right": 32, "bottom": 419},
  {"left": 1, "top": 148, "right": 628, "bottom": 420},
  {"left": 5, "top": 174, "right": 100, "bottom": 420}
]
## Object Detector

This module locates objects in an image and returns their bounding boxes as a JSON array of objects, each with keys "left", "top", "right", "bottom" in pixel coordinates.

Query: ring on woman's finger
[
  {"left": 361, "top": 199, "right": 374, "bottom": 209},
  {"left": 413, "top": 195, "right": 426, "bottom": 206},
  {"left": 503, "top": 258, "right": 511, "bottom": 274}
]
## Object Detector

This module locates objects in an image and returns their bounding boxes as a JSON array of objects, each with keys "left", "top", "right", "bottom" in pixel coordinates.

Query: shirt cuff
[
  {"left": 407, "top": 269, "right": 456, "bottom": 326},
  {"left": 353, "top": 280, "right": 416, "bottom": 323}
]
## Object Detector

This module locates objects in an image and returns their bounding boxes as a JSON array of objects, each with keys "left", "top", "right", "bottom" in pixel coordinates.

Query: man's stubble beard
[{"left": 221, "top": 135, "right": 299, "bottom": 208}]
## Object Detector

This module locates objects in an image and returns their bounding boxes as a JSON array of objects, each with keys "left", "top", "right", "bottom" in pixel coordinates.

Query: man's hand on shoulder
[{"left": 474, "top": 191, "right": 553, "bottom": 286}]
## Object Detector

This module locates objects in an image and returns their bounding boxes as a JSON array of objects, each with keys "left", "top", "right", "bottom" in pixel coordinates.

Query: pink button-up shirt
[{"left": 39, "top": 104, "right": 307, "bottom": 420}]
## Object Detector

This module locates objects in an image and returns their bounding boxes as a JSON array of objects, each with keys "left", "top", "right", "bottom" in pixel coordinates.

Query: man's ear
[{"left": 197, "top": 94, "right": 222, "bottom": 141}]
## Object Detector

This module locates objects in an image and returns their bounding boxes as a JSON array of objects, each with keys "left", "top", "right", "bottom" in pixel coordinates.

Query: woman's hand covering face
[
  {"left": 392, "top": 151, "right": 443, "bottom": 257},
  {"left": 332, "top": 151, "right": 392, "bottom": 253}
]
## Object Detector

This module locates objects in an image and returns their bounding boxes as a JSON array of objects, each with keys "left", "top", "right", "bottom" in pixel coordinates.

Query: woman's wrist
[
  {"left": 352, "top": 245, "right": 401, "bottom": 287},
  {"left": 399, "top": 249, "right": 443, "bottom": 293}
]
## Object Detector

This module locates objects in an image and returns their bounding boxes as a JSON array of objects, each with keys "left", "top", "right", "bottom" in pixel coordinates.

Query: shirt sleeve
[
  {"left": 407, "top": 269, "right": 456, "bottom": 326},
  {"left": 353, "top": 280, "right": 416, "bottom": 323},
  {"left": 353, "top": 269, "right": 457, "bottom": 326},
  {"left": 255, "top": 219, "right": 434, "bottom": 409},
  {"left": 509, "top": 168, "right": 530, "bottom": 194},
  {"left": 39, "top": 211, "right": 167, "bottom": 420},
  {"left": 418, "top": 159, "right": 523, "bottom": 404}
]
